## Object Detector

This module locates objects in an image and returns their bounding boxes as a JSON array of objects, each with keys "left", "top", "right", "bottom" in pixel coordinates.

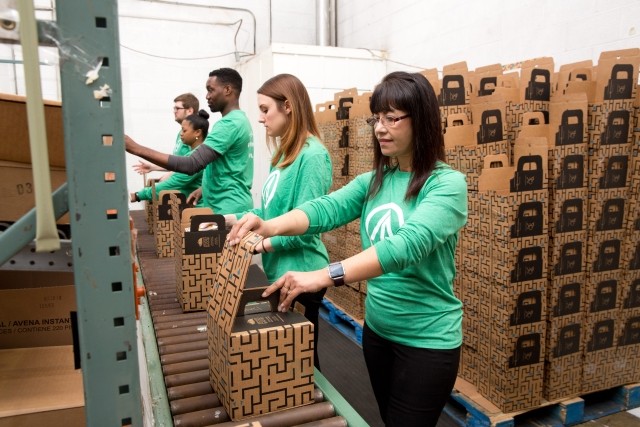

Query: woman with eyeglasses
[
  {"left": 228, "top": 71, "right": 467, "bottom": 427},
  {"left": 130, "top": 110, "right": 208, "bottom": 204},
  {"left": 225, "top": 73, "right": 332, "bottom": 370}
]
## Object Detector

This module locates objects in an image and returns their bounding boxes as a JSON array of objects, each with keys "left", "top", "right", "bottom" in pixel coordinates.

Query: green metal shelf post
[{"left": 55, "top": 1, "right": 142, "bottom": 425}]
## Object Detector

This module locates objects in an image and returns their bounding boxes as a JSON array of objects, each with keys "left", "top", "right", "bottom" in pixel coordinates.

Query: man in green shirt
[{"left": 126, "top": 68, "right": 253, "bottom": 214}]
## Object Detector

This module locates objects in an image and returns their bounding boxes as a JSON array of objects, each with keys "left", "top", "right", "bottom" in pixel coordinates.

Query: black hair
[
  {"left": 209, "top": 67, "right": 243, "bottom": 94},
  {"left": 183, "top": 109, "right": 210, "bottom": 139},
  {"left": 367, "top": 71, "right": 445, "bottom": 200}
]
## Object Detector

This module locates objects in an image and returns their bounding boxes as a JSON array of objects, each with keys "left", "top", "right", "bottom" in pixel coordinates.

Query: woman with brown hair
[
  {"left": 228, "top": 73, "right": 332, "bottom": 369},
  {"left": 229, "top": 71, "right": 468, "bottom": 426}
]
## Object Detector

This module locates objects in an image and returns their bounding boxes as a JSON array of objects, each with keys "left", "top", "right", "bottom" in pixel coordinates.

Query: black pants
[
  {"left": 362, "top": 323, "right": 460, "bottom": 427},
  {"left": 294, "top": 288, "right": 327, "bottom": 370}
]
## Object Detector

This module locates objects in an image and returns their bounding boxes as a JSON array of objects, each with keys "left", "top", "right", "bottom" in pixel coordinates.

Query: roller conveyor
[{"left": 131, "top": 211, "right": 367, "bottom": 426}]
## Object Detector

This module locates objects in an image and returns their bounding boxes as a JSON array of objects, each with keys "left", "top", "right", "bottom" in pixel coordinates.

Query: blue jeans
[{"left": 362, "top": 323, "right": 460, "bottom": 427}]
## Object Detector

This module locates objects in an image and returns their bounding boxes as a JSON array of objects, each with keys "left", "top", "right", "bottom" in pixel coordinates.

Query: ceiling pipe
[{"left": 316, "top": 0, "right": 336, "bottom": 47}]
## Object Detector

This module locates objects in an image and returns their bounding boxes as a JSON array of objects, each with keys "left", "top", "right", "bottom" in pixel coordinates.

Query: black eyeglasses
[
  {"left": 173, "top": 107, "right": 187, "bottom": 112},
  {"left": 366, "top": 114, "right": 411, "bottom": 128}
]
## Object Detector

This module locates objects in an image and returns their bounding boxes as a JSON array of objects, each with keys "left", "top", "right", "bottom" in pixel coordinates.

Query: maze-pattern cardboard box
[
  {"left": 621, "top": 271, "right": 640, "bottom": 314},
  {"left": 154, "top": 190, "right": 187, "bottom": 258},
  {"left": 207, "top": 232, "right": 315, "bottom": 421},
  {"left": 549, "top": 233, "right": 587, "bottom": 282},
  {"left": 486, "top": 325, "right": 545, "bottom": 412},
  {"left": 549, "top": 190, "right": 588, "bottom": 242},
  {"left": 589, "top": 147, "right": 631, "bottom": 196},
  {"left": 582, "top": 311, "right": 620, "bottom": 393},
  {"left": 144, "top": 178, "right": 160, "bottom": 234},
  {"left": 548, "top": 272, "right": 586, "bottom": 321},
  {"left": 586, "top": 232, "right": 624, "bottom": 276},
  {"left": 548, "top": 146, "right": 588, "bottom": 193},
  {"left": 585, "top": 270, "right": 623, "bottom": 315},
  {"left": 448, "top": 140, "right": 511, "bottom": 192},
  {"left": 544, "top": 315, "right": 584, "bottom": 401},
  {"left": 588, "top": 104, "right": 634, "bottom": 151},
  {"left": 172, "top": 202, "right": 225, "bottom": 312}
]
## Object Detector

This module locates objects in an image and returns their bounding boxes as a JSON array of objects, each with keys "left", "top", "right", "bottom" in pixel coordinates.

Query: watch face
[{"left": 329, "top": 262, "right": 344, "bottom": 279}]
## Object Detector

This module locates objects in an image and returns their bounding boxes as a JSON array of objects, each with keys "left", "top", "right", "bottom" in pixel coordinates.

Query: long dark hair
[{"left": 367, "top": 71, "right": 445, "bottom": 201}]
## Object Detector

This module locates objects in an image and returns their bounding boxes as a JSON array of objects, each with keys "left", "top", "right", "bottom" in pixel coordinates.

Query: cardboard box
[
  {"left": 0, "top": 269, "right": 76, "bottom": 349},
  {"left": 0, "top": 160, "right": 68, "bottom": 223},
  {"left": 144, "top": 177, "right": 160, "bottom": 235},
  {"left": 582, "top": 311, "right": 620, "bottom": 392},
  {"left": 154, "top": 190, "right": 187, "bottom": 258},
  {"left": 207, "top": 232, "right": 315, "bottom": 421},
  {"left": 544, "top": 313, "right": 584, "bottom": 401},
  {"left": 0, "top": 93, "right": 65, "bottom": 167},
  {"left": 171, "top": 200, "right": 224, "bottom": 312},
  {"left": 0, "top": 346, "right": 84, "bottom": 427},
  {"left": 439, "top": 61, "right": 471, "bottom": 107},
  {"left": 594, "top": 49, "right": 640, "bottom": 105}
]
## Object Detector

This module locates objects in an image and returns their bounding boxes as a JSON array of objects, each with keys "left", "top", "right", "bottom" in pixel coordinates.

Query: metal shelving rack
[{"left": 0, "top": 1, "right": 142, "bottom": 425}]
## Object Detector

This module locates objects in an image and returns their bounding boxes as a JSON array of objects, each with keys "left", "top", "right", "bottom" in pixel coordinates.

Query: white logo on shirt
[
  {"left": 365, "top": 203, "right": 405, "bottom": 243},
  {"left": 263, "top": 170, "right": 280, "bottom": 209}
]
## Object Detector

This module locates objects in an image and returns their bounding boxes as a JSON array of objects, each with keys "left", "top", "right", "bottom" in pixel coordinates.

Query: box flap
[
  {"left": 210, "top": 232, "right": 263, "bottom": 335},
  {"left": 548, "top": 92, "right": 588, "bottom": 146},
  {"left": 419, "top": 68, "right": 441, "bottom": 96},
  {"left": 158, "top": 190, "right": 186, "bottom": 220},
  {"left": 184, "top": 214, "right": 226, "bottom": 255},
  {"left": 470, "top": 96, "right": 508, "bottom": 145},
  {"left": 315, "top": 102, "right": 338, "bottom": 124},
  {"left": 348, "top": 93, "right": 372, "bottom": 119},
  {"left": 443, "top": 113, "right": 475, "bottom": 148},
  {"left": 520, "top": 57, "right": 554, "bottom": 102},
  {"left": 180, "top": 207, "right": 214, "bottom": 228},
  {"left": 518, "top": 111, "right": 549, "bottom": 139},
  {"left": 470, "top": 63, "right": 503, "bottom": 98},
  {"left": 595, "top": 48, "right": 640, "bottom": 102},
  {"left": 478, "top": 154, "right": 513, "bottom": 193}
]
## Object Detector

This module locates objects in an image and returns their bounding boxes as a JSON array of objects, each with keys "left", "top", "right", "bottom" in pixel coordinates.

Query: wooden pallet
[
  {"left": 444, "top": 377, "right": 640, "bottom": 426},
  {"left": 320, "top": 298, "right": 364, "bottom": 346}
]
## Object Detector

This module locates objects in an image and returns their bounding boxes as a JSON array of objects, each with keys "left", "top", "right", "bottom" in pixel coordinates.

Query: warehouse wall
[{"left": 337, "top": 0, "right": 640, "bottom": 72}]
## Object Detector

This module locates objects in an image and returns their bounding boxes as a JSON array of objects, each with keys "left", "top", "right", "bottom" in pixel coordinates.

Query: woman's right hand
[
  {"left": 132, "top": 160, "right": 153, "bottom": 175},
  {"left": 227, "top": 213, "right": 271, "bottom": 245},
  {"left": 187, "top": 187, "right": 202, "bottom": 206}
]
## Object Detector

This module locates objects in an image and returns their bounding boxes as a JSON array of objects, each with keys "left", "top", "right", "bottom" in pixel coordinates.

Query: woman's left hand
[{"left": 262, "top": 269, "right": 330, "bottom": 312}]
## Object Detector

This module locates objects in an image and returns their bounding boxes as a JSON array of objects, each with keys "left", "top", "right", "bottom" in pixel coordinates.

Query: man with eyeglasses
[
  {"left": 129, "top": 92, "right": 199, "bottom": 178},
  {"left": 126, "top": 68, "right": 253, "bottom": 215}
]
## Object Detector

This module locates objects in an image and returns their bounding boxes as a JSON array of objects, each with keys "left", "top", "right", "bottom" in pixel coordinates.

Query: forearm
[
  {"left": 126, "top": 139, "right": 171, "bottom": 169},
  {"left": 340, "top": 246, "right": 384, "bottom": 284},
  {"left": 267, "top": 209, "right": 311, "bottom": 237},
  {"left": 168, "top": 145, "right": 219, "bottom": 174}
]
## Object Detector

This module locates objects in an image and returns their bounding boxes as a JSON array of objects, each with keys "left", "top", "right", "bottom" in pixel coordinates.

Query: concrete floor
[{"left": 575, "top": 411, "right": 640, "bottom": 426}]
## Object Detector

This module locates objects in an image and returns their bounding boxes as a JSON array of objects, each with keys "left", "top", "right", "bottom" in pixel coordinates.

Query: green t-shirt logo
[
  {"left": 365, "top": 203, "right": 405, "bottom": 243},
  {"left": 262, "top": 170, "right": 280, "bottom": 209}
]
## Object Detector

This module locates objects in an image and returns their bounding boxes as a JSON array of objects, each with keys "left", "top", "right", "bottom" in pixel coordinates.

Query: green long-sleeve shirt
[
  {"left": 136, "top": 166, "right": 203, "bottom": 203},
  {"left": 239, "top": 136, "right": 332, "bottom": 282},
  {"left": 298, "top": 162, "right": 467, "bottom": 349},
  {"left": 135, "top": 132, "right": 203, "bottom": 203},
  {"left": 202, "top": 110, "right": 253, "bottom": 214}
]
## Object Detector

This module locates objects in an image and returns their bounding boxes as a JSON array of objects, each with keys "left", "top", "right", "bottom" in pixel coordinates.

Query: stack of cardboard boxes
[
  {"left": 0, "top": 95, "right": 85, "bottom": 425},
  {"left": 315, "top": 91, "right": 373, "bottom": 319},
  {"left": 315, "top": 48, "right": 640, "bottom": 413}
]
